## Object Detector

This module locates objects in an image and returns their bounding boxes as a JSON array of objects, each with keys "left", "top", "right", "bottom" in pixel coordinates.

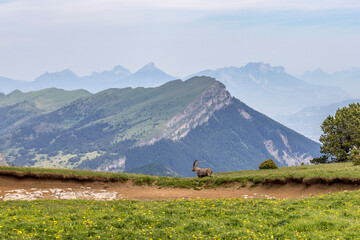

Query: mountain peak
[
  {"left": 61, "top": 69, "right": 75, "bottom": 74},
  {"left": 301, "top": 68, "right": 330, "bottom": 79},
  {"left": 37, "top": 69, "right": 77, "bottom": 80},
  {"left": 139, "top": 62, "right": 158, "bottom": 72},
  {"left": 303, "top": 68, "right": 328, "bottom": 75},
  {"left": 111, "top": 65, "right": 131, "bottom": 75},
  {"left": 313, "top": 68, "right": 326, "bottom": 73},
  {"left": 8, "top": 89, "right": 23, "bottom": 96},
  {"left": 243, "top": 62, "right": 285, "bottom": 74}
]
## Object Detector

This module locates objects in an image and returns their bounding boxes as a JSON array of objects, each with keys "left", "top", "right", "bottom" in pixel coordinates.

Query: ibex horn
[{"left": 195, "top": 161, "right": 203, "bottom": 167}]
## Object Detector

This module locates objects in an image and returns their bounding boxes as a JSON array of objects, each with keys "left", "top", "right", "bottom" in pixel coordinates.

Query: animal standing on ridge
[{"left": 192, "top": 160, "right": 213, "bottom": 178}]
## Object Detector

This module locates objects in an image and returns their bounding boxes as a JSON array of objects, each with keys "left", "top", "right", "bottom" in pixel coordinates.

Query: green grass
[
  {"left": 2, "top": 162, "right": 360, "bottom": 188},
  {"left": 1, "top": 163, "right": 360, "bottom": 239},
  {"left": 1, "top": 191, "right": 360, "bottom": 239},
  {"left": 216, "top": 161, "right": 360, "bottom": 181}
]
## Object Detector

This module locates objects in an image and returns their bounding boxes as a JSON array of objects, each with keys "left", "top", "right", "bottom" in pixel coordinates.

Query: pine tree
[{"left": 320, "top": 103, "right": 360, "bottom": 162}]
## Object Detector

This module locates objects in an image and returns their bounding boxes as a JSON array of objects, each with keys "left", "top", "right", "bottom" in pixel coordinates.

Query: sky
[{"left": 0, "top": 0, "right": 359, "bottom": 80}]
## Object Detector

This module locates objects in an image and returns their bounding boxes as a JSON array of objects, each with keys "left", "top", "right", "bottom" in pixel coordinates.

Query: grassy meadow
[
  {"left": 1, "top": 191, "right": 360, "bottom": 239},
  {"left": 1, "top": 162, "right": 360, "bottom": 239}
]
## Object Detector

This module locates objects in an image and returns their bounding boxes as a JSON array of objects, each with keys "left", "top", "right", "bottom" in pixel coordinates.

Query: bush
[
  {"left": 259, "top": 159, "right": 278, "bottom": 169},
  {"left": 349, "top": 147, "right": 360, "bottom": 166}
]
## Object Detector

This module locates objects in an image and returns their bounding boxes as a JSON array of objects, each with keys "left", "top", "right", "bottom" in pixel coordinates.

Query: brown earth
[{"left": 1, "top": 175, "right": 359, "bottom": 201}]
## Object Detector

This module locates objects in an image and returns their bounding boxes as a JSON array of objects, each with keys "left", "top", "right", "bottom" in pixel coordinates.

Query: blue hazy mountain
[
  {"left": 187, "top": 62, "right": 351, "bottom": 117},
  {"left": 82, "top": 65, "right": 131, "bottom": 92},
  {"left": 22, "top": 69, "right": 81, "bottom": 91},
  {"left": 276, "top": 99, "right": 360, "bottom": 142},
  {"left": 0, "top": 76, "right": 25, "bottom": 94},
  {"left": 117, "top": 62, "right": 176, "bottom": 88},
  {"left": 300, "top": 68, "right": 360, "bottom": 98},
  {"left": 3, "top": 63, "right": 175, "bottom": 93}
]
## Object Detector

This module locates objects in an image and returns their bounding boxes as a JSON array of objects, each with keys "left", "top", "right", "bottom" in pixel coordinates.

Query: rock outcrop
[{"left": 0, "top": 153, "right": 9, "bottom": 166}]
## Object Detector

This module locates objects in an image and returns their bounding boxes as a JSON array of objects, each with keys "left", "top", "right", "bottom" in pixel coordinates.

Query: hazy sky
[{"left": 0, "top": 0, "right": 359, "bottom": 80}]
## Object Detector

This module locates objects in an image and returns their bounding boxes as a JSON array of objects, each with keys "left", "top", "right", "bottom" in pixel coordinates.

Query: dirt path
[{"left": 1, "top": 176, "right": 359, "bottom": 201}]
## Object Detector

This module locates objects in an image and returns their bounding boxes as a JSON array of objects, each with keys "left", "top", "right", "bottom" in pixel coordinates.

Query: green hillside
[
  {"left": 0, "top": 88, "right": 91, "bottom": 136},
  {"left": 0, "top": 77, "right": 320, "bottom": 176},
  {"left": 0, "top": 88, "right": 91, "bottom": 110}
]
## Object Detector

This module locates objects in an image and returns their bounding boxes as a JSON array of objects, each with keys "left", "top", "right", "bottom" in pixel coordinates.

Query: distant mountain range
[
  {"left": 0, "top": 62, "right": 176, "bottom": 94},
  {"left": 1, "top": 62, "right": 354, "bottom": 118},
  {"left": 2, "top": 62, "right": 357, "bottom": 144},
  {"left": 276, "top": 99, "right": 360, "bottom": 142},
  {"left": 186, "top": 63, "right": 352, "bottom": 117},
  {"left": 0, "top": 77, "right": 320, "bottom": 176},
  {"left": 300, "top": 68, "right": 360, "bottom": 98}
]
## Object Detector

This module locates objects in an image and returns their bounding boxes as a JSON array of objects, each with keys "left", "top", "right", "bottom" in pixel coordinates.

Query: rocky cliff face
[
  {"left": 0, "top": 153, "right": 9, "bottom": 166},
  {"left": 137, "top": 81, "right": 232, "bottom": 146},
  {"left": 264, "top": 134, "right": 313, "bottom": 166}
]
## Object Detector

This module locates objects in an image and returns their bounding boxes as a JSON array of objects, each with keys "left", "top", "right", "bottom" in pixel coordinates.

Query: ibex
[{"left": 192, "top": 160, "right": 213, "bottom": 178}]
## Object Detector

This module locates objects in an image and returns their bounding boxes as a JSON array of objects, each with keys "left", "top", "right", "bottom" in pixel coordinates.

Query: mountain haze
[
  {"left": 0, "top": 63, "right": 176, "bottom": 94},
  {"left": 117, "top": 62, "right": 176, "bottom": 88},
  {"left": 300, "top": 68, "right": 360, "bottom": 98},
  {"left": 187, "top": 62, "right": 351, "bottom": 117},
  {"left": 0, "top": 77, "right": 320, "bottom": 176},
  {"left": 277, "top": 99, "right": 360, "bottom": 142},
  {"left": 0, "top": 62, "right": 353, "bottom": 119},
  {"left": 0, "top": 76, "right": 24, "bottom": 94}
]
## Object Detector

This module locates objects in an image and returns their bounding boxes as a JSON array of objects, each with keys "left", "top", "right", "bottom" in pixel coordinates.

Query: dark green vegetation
[
  {"left": 1, "top": 191, "right": 360, "bottom": 239},
  {"left": 259, "top": 159, "right": 278, "bottom": 169},
  {"left": 349, "top": 147, "right": 360, "bottom": 166},
  {"left": 319, "top": 103, "right": 360, "bottom": 163},
  {"left": 0, "top": 77, "right": 320, "bottom": 176}
]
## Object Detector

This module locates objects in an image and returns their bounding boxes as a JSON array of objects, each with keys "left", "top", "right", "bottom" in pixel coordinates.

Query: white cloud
[
  {"left": 138, "top": 0, "right": 360, "bottom": 11},
  {"left": 1, "top": 0, "right": 359, "bottom": 29},
  {"left": 2, "top": 0, "right": 360, "bottom": 15}
]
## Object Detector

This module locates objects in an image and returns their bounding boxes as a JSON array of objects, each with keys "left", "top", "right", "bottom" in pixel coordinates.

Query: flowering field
[{"left": 1, "top": 190, "right": 360, "bottom": 239}]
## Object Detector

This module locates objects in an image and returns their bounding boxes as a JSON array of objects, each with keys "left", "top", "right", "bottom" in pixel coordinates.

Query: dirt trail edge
[{"left": 1, "top": 175, "right": 360, "bottom": 201}]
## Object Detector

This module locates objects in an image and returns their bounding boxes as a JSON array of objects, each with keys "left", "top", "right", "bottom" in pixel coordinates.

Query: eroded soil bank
[{"left": 0, "top": 175, "right": 359, "bottom": 201}]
